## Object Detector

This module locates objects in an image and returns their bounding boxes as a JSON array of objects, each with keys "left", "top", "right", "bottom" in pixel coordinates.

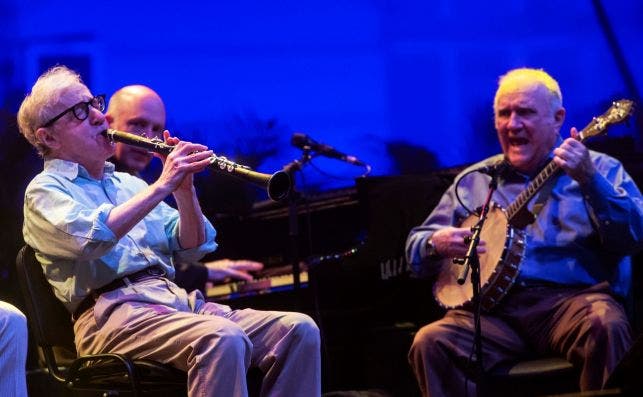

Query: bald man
[{"left": 106, "top": 85, "right": 264, "bottom": 293}]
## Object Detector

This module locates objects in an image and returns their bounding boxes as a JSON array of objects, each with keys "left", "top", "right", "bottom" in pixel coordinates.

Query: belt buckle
[{"left": 147, "top": 266, "right": 165, "bottom": 277}]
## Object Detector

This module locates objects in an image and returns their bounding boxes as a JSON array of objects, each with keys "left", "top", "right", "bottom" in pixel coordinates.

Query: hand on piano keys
[
  {"left": 204, "top": 258, "right": 264, "bottom": 282},
  {"left": 206, "top": 263, "right": 309, "bottom": 300}
]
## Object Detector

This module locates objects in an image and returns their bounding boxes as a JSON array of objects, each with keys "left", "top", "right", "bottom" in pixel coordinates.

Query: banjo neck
[{"left": 506, "top": 160, "right": 560, "bottom": 224}]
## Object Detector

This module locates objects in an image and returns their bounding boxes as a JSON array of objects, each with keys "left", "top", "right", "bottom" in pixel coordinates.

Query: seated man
[
  {"left": 18, "top": 65, "right": 321, "bottom": 396},
  {"left": 105, "top": 84, "right": 263, "bottom": 294},
  {"left": 406, "top": 67, "right": 643, "bottom": 396},
  {"left": 0, "top": 300, "right": 28, "bottom": 396}
]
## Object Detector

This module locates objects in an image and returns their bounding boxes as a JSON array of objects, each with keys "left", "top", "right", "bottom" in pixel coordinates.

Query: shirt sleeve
[
  {"left": 23, "top": 175, "right": 118, "bottom": 260},
  {"left": 580, "top": 154, "right": 643, "bottom": 255},
  {"left": 406, "top": 182, "right": 461, "bottom": 277},
  {"left": 161, "top": 202, "right": 218, "bottom": 264}
]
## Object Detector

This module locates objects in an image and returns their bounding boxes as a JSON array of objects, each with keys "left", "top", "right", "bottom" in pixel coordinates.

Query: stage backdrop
[{"left": 1, "top": 0, "right": 641, "bottom": 193}]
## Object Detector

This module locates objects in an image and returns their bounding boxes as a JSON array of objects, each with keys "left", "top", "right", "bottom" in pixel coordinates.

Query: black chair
[
  {"left": 486, "top": 259, "right": 643, "bottom": 397},
  {"left": 486, "top": 356, "right": 578, "bottom": 396},
  {"left": 16, "top": 245, "right": 187, "bottom": 396}
]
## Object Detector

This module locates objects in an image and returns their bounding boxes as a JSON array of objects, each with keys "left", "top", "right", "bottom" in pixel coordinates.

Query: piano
[
  {"left": 203, "top": 171, "right": 462, "bottom": 394},
  {"left": 206, "top": 265, "right": 310, "bottom": 300},
  {"left": 205, "top": 169, "right": 461, "bottom": 296},
  {"left": 203, "top": 186, "right": 362, "bottom": 304}
]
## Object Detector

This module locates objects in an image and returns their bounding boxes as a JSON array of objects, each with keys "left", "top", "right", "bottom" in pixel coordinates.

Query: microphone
[
  {"left": 291, "top": 132, "right": 366, "bottom": 166},
  {"left": 474, "top": 161, "right": 508, "bottom": 176}
]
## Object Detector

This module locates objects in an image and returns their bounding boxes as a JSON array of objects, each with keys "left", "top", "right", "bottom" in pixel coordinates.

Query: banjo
[{"left": 433, "top": 99, "right": 634, "bottom": 311}]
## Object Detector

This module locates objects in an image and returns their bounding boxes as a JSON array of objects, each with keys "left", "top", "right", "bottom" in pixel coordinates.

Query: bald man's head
[
  {"left": 106, "top": 85, "right": 167, "bottom": 174},
  {"left": 107, "top": 85, "right": 166, "bottom": 126}
]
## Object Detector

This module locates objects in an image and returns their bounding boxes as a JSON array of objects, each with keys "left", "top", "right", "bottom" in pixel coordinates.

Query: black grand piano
[{"left": 202, "top": 170, "right": 461, "bottom": 395}]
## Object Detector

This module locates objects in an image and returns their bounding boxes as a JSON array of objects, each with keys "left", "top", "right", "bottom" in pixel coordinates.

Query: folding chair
[{"left": 16, "top": 245, "right": 187, "bottom": 396}]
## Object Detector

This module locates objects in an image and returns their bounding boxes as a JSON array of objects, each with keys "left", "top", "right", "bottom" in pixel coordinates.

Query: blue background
[{"left": 1, "top": 0, "right": 641, "bottom": 192}]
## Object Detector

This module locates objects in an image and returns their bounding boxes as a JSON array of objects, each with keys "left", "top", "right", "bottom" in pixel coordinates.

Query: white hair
[
  {"left": 494, "top": 67, "right": 563, "bottom": 114},
  {"left": 17, "top": 65, "right": 84, "bottom": 156}
]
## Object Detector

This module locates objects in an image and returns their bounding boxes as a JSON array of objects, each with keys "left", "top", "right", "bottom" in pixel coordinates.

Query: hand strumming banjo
[{"left": 433, "top": 99, "right": 634, "bottom": 311}]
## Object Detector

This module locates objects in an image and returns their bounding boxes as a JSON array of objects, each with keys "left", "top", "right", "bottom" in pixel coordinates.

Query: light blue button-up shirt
[
  {"left": 406, "top": 149, "right": 643, "bottom": 298},
  {"left": 23, "top": 159, "right": 217, "bottom": 313}
]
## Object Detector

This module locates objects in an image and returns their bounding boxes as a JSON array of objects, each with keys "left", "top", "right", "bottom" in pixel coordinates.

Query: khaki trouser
[{"left": 74, "top": 277, "right": 321, "bottom": 397}]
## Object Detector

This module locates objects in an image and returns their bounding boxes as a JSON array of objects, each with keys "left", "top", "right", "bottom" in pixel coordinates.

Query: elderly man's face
[
  {"left": 44, "top": 84, "right": 113, "bottom": 169},
  {"left": 494, "top": 84, "right": 564, "bottom": 175}
]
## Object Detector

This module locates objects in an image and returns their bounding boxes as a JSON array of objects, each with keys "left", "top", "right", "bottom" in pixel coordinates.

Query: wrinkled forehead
[
  {"left": 53, "top": 84, "right": 92, "bottom": 108},
  {"left": 494, "top": 83, "right": 555, "bottom": 112},
  {"left": 497, "top": 83, "right": 540, "bottom": 102},
  {"left": 33, "top": 82, "right": 91, "bottom": 127}
]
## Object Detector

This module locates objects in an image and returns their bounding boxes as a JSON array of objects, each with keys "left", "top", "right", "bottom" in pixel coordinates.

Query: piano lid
[{"left": 206, "top": 186, "right": 364, "bottom": 268}]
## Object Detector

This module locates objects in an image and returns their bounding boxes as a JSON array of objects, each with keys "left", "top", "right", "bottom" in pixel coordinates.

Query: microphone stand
[
  {"left": 454, "top": 172, "right": 498, "bottom": 393},
  {"left": 282, "top": 148, "right": 313, "bottom": 292}
]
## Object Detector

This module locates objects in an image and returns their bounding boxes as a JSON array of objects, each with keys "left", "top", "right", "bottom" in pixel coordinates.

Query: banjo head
[{"left": 433, "top": 205, "right": 524, "bottom": 310}]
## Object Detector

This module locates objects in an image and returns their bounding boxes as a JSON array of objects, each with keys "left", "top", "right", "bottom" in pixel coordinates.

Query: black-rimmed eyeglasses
[{"left": 41, "top": 94, "right": 106, "bottom": 128}]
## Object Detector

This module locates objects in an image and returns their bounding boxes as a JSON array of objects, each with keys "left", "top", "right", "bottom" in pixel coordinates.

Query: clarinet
[{"left": 103, "top": 129, "right": 291, "bottom": 201}]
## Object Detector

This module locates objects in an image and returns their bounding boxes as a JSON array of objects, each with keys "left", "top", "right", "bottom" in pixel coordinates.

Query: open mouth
[{"left": 509, "top": 137, "right": 529, "bottom": 146}]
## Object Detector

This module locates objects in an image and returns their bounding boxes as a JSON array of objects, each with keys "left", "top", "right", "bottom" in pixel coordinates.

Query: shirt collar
[{"left": 43, "top": 158, "right": 116, "bottom": 180}]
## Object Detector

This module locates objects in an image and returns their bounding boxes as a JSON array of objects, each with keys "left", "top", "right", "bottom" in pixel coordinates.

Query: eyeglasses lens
[{"left": 71, "top": 96, "right": 105, "bottom": 121}]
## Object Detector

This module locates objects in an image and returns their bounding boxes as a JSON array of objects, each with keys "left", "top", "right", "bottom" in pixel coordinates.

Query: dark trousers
[{"left": 409, "top": 282, "right": 632, "bottom": 396}]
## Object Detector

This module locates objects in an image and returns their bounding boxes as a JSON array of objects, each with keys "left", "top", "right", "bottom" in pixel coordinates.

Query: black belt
[{"left": 73, "top": 265, "right": 166, "bottom": 320}]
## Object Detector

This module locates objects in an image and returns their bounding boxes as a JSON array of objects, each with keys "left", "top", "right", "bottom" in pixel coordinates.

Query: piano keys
[{"left": 207, "top": 265, "right": 309, "bottom": 301}]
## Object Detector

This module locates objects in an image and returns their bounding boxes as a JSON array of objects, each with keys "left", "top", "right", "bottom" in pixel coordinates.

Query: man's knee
[
  {"left": 284, "top": 312, "right": 320, "bottom": 347},
  {"left": 0, "top": 304, "right": 27, "bottom": 339},
  {"left": 583, "top": 296, "right": 631, "bottom": 344},
  {"left": 218, "top": 322, "right": 252, "bottom": 348},
  {"left": 194, "top": 321, "right": 252, "bottom": 363},
  {"left": 411, "top": 322, "right": 444, "bottom": 356}
]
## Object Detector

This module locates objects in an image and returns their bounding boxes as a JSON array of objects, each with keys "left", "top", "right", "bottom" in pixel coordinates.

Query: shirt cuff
[
  {"left": 173, "top": 219, "right": 218, "bottom": 263},
  {"left": 88, "top": 203, "right": 118, "bottom": 242},
  {"left": 580, "top": 172, "right": 615, "bottom": 218}
]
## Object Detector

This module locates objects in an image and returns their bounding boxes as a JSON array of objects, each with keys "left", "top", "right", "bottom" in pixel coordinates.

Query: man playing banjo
[{"left": 406, "top": 67, "right": 643, "bottom": 396}]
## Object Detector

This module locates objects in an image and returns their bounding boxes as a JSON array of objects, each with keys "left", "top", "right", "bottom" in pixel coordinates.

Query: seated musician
[
  {"left": 18, "top": 65, "right": 321, "bottom": 396},
  {"left": 405, "top": 67, "right": 643, "bottom": 396},
  {"left": 105, "top": 84, "right": 263, "bottom": 294}
]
